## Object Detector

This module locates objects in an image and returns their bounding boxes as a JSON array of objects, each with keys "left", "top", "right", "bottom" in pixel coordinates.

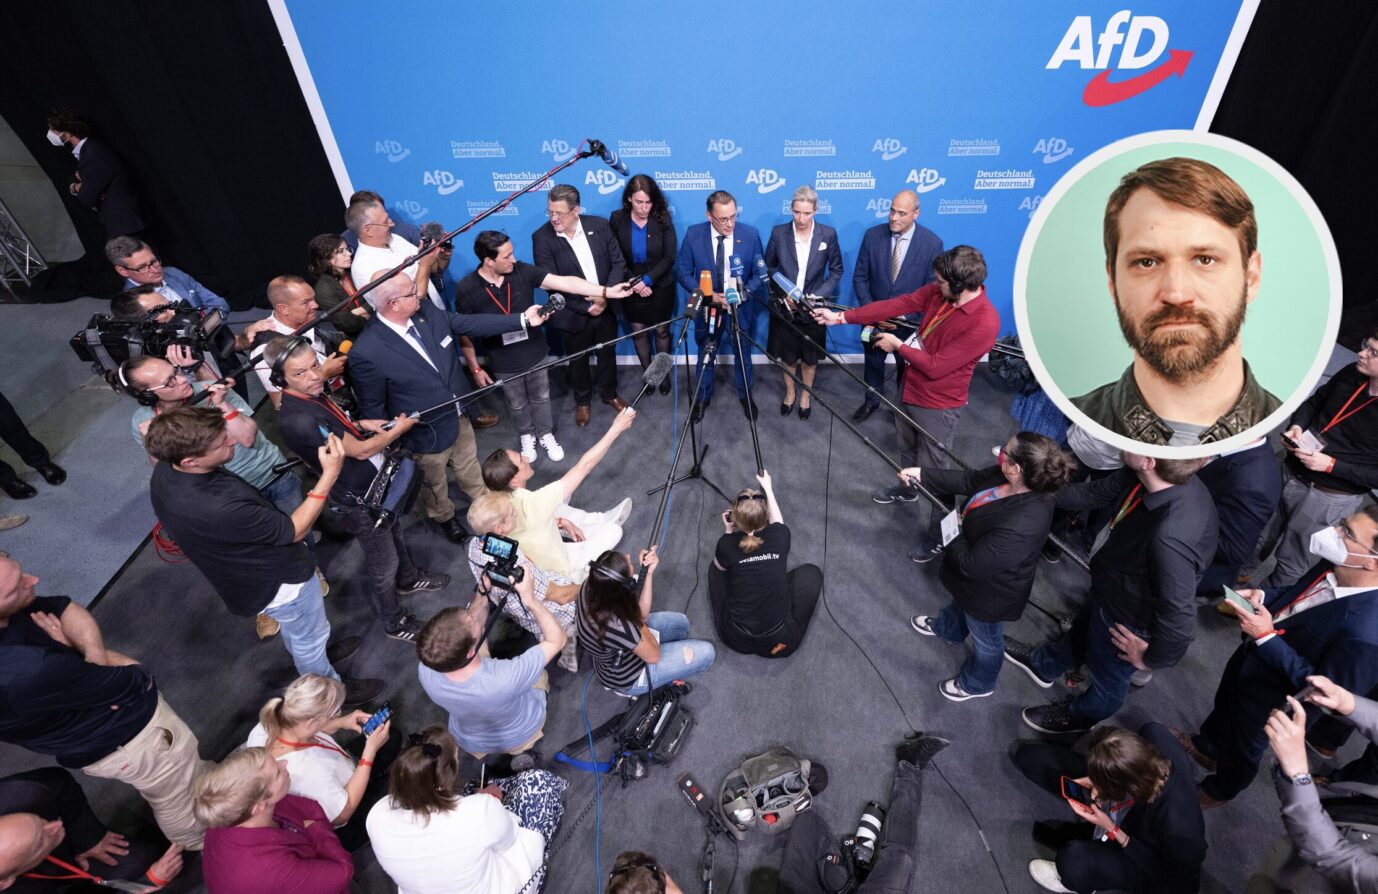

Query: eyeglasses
[
  {"left": 124, "top": 257, "right": 163, "bottom": 274},
  {"left": 149, "top": 372, "right": 188, "bottom": 391},
  {"left": 546, "top": 208, "right": 577, "bottom": 220},
  {"left": 364, "top": 217, "right": 394, "bottom": 229},
  {"left": 711, "top": 213, "right": 738, "bottom": 225},
  {"left": 1339, "top": 522, "right": 1378, "bottom": 556},
  {"left": 1358, "top": 344, "right": 1378, "bottom": 359}
]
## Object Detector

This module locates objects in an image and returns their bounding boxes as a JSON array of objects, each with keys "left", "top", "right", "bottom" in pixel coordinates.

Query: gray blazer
[{"left": 1273, "top": 696, "right": 1378, "bottom": 891}]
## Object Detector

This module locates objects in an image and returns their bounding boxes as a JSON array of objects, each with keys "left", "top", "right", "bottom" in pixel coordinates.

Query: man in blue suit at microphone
[{"left": 675, "top": 190, "right": 766, "bottom": 422}]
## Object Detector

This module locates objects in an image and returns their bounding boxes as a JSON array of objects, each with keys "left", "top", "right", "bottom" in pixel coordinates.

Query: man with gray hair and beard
[{"left": 1073, "top": 157, "right": 1280, "bottom": 446}]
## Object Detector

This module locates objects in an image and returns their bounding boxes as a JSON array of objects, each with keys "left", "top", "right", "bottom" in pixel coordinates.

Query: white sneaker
[
  {"left": 1028, "top": 859, "right": 1074, "bottom": 893},
  {"left": 519, "top": 434, "right": 538, "bottom": 462},
  {"left": 608, "top": 497, "right": 633, "bottom": 526},
  {"left": 538, "top": 433, "right": 564, "bottom": 462}
]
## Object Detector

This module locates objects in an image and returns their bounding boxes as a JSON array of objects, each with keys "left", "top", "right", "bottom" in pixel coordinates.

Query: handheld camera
[{"left": 479, "top": 533, "right": 524, "bottom": 592}]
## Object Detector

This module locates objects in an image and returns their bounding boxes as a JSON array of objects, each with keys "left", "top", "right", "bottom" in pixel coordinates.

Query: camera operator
[
  {"left": 1012, "top": 724, "right": 1206, "bottom": 894},
  {"left": 466, "top": 491, "right": 580, "bottom": 671},
  {"left": 578, "top": 547, "right": 716, "bottom": 696},
  {"left": 144, "top": 406, "right": 382, "bottom": 708},
  {"left": 110, "top": 285, "right": 176, "bottom": 324},
  {"left": 250, "top": 276, "right": 351, "bottom": 410},
  {"left": 906, "top": 432, "right": 1076, "bottom": 701},
  {"left": 106, "top": 236, "right": 228, "bottom": 315},
  {"left": 709, "top": 468, "right": 821, "bottom": 659},
  {"left": 267, "top": 336, "right": 446, "bottom": 645},
  {"left": 416, "top": 568, "right": 566, "bottom": 767}
]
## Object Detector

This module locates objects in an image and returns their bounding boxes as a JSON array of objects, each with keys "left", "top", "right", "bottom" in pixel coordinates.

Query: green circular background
[{"left": 1023, "top": 141, "right": 1330, "bottom": 400}]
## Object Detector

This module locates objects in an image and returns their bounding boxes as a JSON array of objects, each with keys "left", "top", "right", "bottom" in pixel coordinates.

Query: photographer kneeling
[
  {"left": 710, "top": 469, "right": 821, "bottom": 658},
  {"left": 579, "top": 547, "right": 715, "bottom": 696}
]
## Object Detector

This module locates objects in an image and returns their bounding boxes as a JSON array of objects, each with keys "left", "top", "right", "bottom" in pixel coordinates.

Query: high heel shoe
[
  {"left": 659, "top": 376, "right": 672, "bottom": 395},
  {"left": 798, "top": 403, "right": 812, "bottom": 421},
  {"left": 780, "top": 397, "right": 796, "bottom": 416}
]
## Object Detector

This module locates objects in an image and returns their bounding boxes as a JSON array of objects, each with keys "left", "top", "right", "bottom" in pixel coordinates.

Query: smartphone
[
  {"left": 1060, "top": 776, "right": 1096, "bottom": 808},
  {"left": 317, "top": 424, "right": 332, "bottom": 442},
  {"left": 1295, "top": 685, "right": 1320, "bottom": 703},
  {"left": 361, "top": 703, "right": 392, "bottom": 736},
  {"left": 1280, "top": 434, "right": 1301, "bottom": 450},
  {"left": 1223, "top": 586, "right": 1257, "bottom": 616}
]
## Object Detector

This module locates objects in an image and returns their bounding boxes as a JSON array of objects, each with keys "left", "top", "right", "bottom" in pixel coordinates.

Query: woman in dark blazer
[
  {"left": 610, "top": 174, "right": 677, "bottom": 394},
  {"left": 763, "top": 185, "right": 843, "bottom": 419},
  {"left": 905, "top": 431, "right": 1075, "bottom": 700},
  {"left": 308, "top": 233, "right": 368, "bottom": 338}
]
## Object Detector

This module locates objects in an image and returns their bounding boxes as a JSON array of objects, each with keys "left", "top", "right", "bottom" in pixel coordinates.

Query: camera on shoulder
[{"left": 70, "top": 307, "right": 235, "bottom": 375}]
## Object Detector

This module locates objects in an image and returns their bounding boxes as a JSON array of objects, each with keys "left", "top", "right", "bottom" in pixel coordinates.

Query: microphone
[
  {"left": 587, "top": 139, "right": 629, "bottom": 177},
  {"left": 698, "top": 270, "right": 714, "bottom": 304},
  {"left": 631, "top": 352, "right": 675, "bottom": 407},
  {"left": 337, "top": 340, "right": 353, "bottom": 355},
  {"left": 687, "top": 289, "right": 706, "bottom": 317},
  {"left": 706, "top": 306, "right": 720, "bottom": 337},
  {"left": 730, "top": 255, "right": 745, "bottom": 282},
  {"left": 538, "top": 293, "right": 567, "bottom": 318},
  {"left": 771, "top": 271, "right": 804, "bottom": 303},
  {"left": 724, "top": 282, "right": 741, "bottom": 308},
  {"left": 420, "top": 221, "right": 445, "bottom": 242},
  {"left": 754, "top": 256, "right": 771, "bottom": 292},
  {"left": 380, "top": 411, "right": 420, "bottom": 432}
]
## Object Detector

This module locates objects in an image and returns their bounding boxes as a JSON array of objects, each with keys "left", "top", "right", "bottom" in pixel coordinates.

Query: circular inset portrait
[{"left": 1014, "top": 130, "right": 1341, "bottom": 460}]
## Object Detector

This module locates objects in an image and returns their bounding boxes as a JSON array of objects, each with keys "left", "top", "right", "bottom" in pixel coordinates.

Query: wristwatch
[{"left": 1276, "top": 764, "right": 1313, "bottom": 786}]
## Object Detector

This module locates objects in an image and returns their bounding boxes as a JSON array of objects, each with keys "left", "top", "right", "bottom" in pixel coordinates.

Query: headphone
[
  {"left": 933, "top": 250, "right": 969, "bottom": 297},
  {"left": 607, "top": 853, "right": 665, "bottom": 891},
  {"left": 268, "top": 335, "right": 312, "bottom": 389},
  {"left": 588, "top": 558, "right": 636, "bottom": 587},
  {"left": 115, "top": 360, "right": 160, "bottom": 407}
]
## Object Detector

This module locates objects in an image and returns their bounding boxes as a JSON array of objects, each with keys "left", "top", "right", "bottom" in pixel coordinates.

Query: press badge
[
  {"left": 940, "top": 509, "right": 961, "bottom": 546},
  {"left": 502, "top": 329, "right": 529, "bottom": 345},
  {"left": 439, "top": 335, "right": 453, "bottom": 348}
]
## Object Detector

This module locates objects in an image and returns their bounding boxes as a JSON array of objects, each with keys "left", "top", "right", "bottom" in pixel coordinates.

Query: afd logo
[
  {"left": 872, "top": 138, "right": 908, "bottom": 161},
  {"left": 422, "top": 170, "right": 463, "bottom": 196},
  {"left": 707, "top": 138, "right": 743, "bottom": 161},
  {"left": 1047, "top": 12, "right": 1192, "bottom": 107},
  {"left": 1020, "top": 195, "right": 1045, "bottom": 220},
  {"left": 866, "top": 197, "right": 892, "bottom": 219},
  {"left": 542, "top": 139, "right": 578, "bottom": 162},
  {"left": 1033, "top": 138, "right": 1075, "bottom": 164},
  {"left": 374, "top": 140, "right": 410, "bottom": 163},
  {"left": 396, "top": 199, "right": 429, "bottom": 220},
  {"left": 905, "top": 167, "right": 946, "bottom": 193},
  {"left": 746, "top": 168, "right": 787, "bottom": 194},
  {"left": 585, "top": 169, "right": 625, "bottom": 195}
]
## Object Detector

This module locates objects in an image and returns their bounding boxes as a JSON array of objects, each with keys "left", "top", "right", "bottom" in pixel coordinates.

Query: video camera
[
  {"left": 69, "top": 306, "right": 236, "bottom": 375},
  {"left": 478, "top": 533, "right": 525, "bottom": 591}
]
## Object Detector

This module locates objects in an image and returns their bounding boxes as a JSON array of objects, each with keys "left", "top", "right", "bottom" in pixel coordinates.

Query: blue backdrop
[{"left": 281, "top": 0, "right": 1251, "bottom": 355}]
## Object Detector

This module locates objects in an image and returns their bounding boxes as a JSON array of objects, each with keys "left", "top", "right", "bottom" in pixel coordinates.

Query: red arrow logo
[{"left": 1082, "top": 49, "right": 1193, "bottom": 107}]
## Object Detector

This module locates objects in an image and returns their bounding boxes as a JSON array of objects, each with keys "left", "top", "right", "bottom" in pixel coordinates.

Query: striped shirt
[{"left": 576, "top": 596, "right": 644, "bottom": 690}]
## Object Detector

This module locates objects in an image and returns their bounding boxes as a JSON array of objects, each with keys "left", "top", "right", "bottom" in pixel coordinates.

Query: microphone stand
[
  {"left": 647, "top": 302, "right": 732, "bottom": 506},
  {"left": 725, "top": 300, "right": 764, "bottom": 474},
  {"left": 800, "top": 303, "right": 1025, "bottom": 358},
  {"left": 192, "top": 139, "right": 610, "bottom": 401}
]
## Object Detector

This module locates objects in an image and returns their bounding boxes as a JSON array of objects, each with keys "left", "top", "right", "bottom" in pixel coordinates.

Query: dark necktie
[
  {"left": 405, "top": 324, "right": 434, "bottom": 367},
  {"left": 714, "top": 234, "right": 725, "bottom": 292}
]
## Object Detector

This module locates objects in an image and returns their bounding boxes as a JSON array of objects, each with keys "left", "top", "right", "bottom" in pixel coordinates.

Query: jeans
[
  {"left": 499, "top": 362, "right": 554, "bottom": 437},
  {"left": 262, "top": 574, "right": 339, "bottom": 681},
  {"left": 260, "top": 471, "right": 315, "bottom": 555},
  {"left": 332, "top": 503, "right": 416, "bottom": 629},
  {"left": 693, "top": 303, "right": 755, "bottom": 402},
  {"left": 932, "top": 601, "right": 1004, "bottom": 694},
  {"left": 619, "top": 612, "right": 716, "bottom": 696},
  {"left": 1030, "top": 603, "right": 1145, "bottom": 725}
]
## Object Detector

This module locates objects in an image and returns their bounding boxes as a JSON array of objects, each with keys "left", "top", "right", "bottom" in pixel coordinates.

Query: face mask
[
  {"left": 1308, "top": 526, "right": 1371, "bottom": 568},
  {"left": 45, "top": 129, "right": 64, "bottom": 147}
]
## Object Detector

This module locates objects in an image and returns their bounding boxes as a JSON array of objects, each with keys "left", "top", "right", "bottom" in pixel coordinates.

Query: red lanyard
[
  {"left": 1110, "top": 484, "right": 1144, "bottom": 529},
  {"left": 277, "top": 735, "right": 352, "bottom": 760},
  {"left": 1322, "top": 383, "right": 1378, "bottom": 433},
  {"left": 23, "top": 855, "right": 104, "bottom": 882},
  {"left": 920, "top": 302, "right": 957, "bottom": 339},
  {"left": 962, "top": 485, "right": 1006, "bottom": 518},
  {"left": 484, "top": 278, "right": 512, "bottom": 314},
  {"left": 1276, "top": 569, "right": 1332, "bottom": 618},
  {"left": 285, "top": 392, "right": 365, "bottom": 439}
]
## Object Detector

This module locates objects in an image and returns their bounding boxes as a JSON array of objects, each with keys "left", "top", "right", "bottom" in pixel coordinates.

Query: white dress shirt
[
  {"left": 558, "top": 220, "right": 600, "bottom": 284},
  {"left": 352, "top": 234, "right": 445, "bottom": 310},
  {"left": 792, "top": 225, "right": 815, "bottom": 292}
]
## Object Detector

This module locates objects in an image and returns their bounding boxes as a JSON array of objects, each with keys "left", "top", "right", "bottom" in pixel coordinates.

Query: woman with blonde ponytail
[{"left": 709, "top": 468, "right": 822, "bottom": 658}]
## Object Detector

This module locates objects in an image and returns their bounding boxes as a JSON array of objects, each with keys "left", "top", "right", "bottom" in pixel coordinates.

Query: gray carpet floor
[{"left": 0, "top": 350, "right": 1353, "bottom": 894}]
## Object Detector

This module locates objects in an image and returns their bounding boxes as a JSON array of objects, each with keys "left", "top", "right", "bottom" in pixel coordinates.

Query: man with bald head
[
  {"left": 251, "top": 275, "right": 349, "bottom": 408},
  {"left": 850, "top": 189, "right": 944, "bottom": 422},
  {"left": 0, "top": 557, "right": 210, "bottom": 850},
  {"left": 0, "top": 768, "right": 184, "bottom": 891}
]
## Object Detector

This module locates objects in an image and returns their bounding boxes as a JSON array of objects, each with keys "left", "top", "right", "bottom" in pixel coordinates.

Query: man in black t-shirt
[
  {"left": 456, "top": 231, "right": 562, "bottom": 465},
  {"left": 145, "top": 406, "right": 382, "bottom": 707},
  {"left": 268, "top": 336, "right": 449, "bottom": 645},
  {"left": 0, "top": 556, "right": 208, "bottom": 850}
]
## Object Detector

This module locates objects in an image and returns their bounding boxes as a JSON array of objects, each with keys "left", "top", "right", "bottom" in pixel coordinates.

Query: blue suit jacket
[
  {"left": 1251, "top": 563, "right": 1378, "bottom": 700},
  {"left": 851, "top": 222, "right": 942, "bottom": 304},
  {"left": 348, "top": 309, "right": 524, "bottom": 453},
  {"left": 674, "top": 221, "right": 765, "bottom": 299},
  {"left": 763, "top": 223, "right": 843, "bottom": 298},
  {"left": 124, "top": 266, "right": 229, "bottom": 316},
  {"left": 1197, "top": 443, "right": 1284, "bottom": 595}
]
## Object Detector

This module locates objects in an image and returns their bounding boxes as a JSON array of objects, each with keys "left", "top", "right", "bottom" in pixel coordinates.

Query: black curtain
[
  {"left": 0, "top": 1, "right": 343, "bottom": 309},
  {"left": 1210, "top": 0, "right": 1378, "bottom": 347}
]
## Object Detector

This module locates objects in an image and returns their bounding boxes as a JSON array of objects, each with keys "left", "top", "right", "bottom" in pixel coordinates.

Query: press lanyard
[
  {"left": 1110, "top": 484, "right": 1144, "bottom": 529},
  {"left": 277, "top": 735, "right": 353, "bottom": 760},
  {"left": 920, "top": 302, "right": 957, "bottom": 339},
  {"left": 484, "top": 278, "right": 512, "bottom": 314},
  {"left": 1276, "top": 569, "right": 1332, "bottom": 618},
  {"left": 283, "top": 392, "right": 365, "bottom": 439},
  {"left": 1322, "top": 383, "right": 1378, "bottom": 433},
  {"left": 24, "top": 855, "right": 105, "bottom": 882},
  {"left": 962, "top": 485, "right": 1006, "bottom": 518}
]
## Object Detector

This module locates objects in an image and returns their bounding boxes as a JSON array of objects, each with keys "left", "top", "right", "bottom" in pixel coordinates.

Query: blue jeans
[
  {"left": 262, "top": 574, "right": 339, "bottom": 681},
  {"left": 1030, "top": 603, "right": 1144, "bottom": 725},
  {"left": 932, "top": 601, "right": 1004, "bottom": 694},
  {"left": 619, "top": 612, "right": 716, "bottom": 696},
  {"left": 693, "top": 304, "right": 755, "bottom": 402},
  {"left": 260, "top": 472, "right": 316, "bottom": 556}
]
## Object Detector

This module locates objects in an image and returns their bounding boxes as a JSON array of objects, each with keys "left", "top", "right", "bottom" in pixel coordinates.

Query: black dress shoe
[
  {"left": 799, "top": 405, "right": 812, "bottom": 421},
  {"left": 439, "top": 518, "right": 471, "bottom": 544},
  {"left": 851, "top": 403, "right": 878, "bottom": 423},
  {"left": 691, "top": 401, "right": 709, "bottom": 424},
  {"left": 341, "top": 677, "right": 385, "bottom": 710},
  {"left": 659, "top": 377, "right": 672, "bottom": 395},
  {"left": 1, "top": 478, "right": 36, "bottom": 500},
  {"left": 35, "top": 462, "right": 66, "bottom": 486},
  {"left": 740, "top": 398, "right": 759, "bottom": 420},
  {"left": 327, "top": 635, "right": 363, "bottom": 666}
]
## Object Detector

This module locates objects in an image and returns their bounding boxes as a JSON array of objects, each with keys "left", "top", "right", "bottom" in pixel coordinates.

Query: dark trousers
[
  {"left": 708, "top": 564, "right": 822, "bottom": 658},
  {"left": 1030, "top": 603, "right": 1146, "bottom": 725},
  {"left": 861, "top": 343, "right": 904, "bottom": 406},
  {"left": 894, "top": 402, "right": 962, "bottom": 547},
  {"left": 331, "top": 504, "right": 417, "bottom": 629},
  {"left": 1012, "top": 741, "right": 1156, "bottom": 893},
  {"left": 0, "top": 388, "right": 49, "bottom": 484},
  {"left": 335, "top": 731, "right": 401, "bottom": 852},
  {"left": 565, "top": 313, "right": 620, "bottom": 405},
  {"left": 1198, "top": 646, "right": 1294, "bottom": 801},
  {"left": 778, "top": 761, "right": 925, "bottom": 894},
  {"left": 1311, "top": 705, "right": 1378, "bottom": 785},
  {"left": 693, "top": 303, "right": 755, "bottom": 402}
]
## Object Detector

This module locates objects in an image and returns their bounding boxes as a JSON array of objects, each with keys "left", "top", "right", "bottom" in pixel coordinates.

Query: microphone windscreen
[
  {"left": 338, "top": 340, "right": 353, "bottom": 354},
  {"left": 420, "top": 221, "right": 446, "bottom": 241},
  {"left": 642, "top": 352, "right": 674, "bottom": 387}
]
